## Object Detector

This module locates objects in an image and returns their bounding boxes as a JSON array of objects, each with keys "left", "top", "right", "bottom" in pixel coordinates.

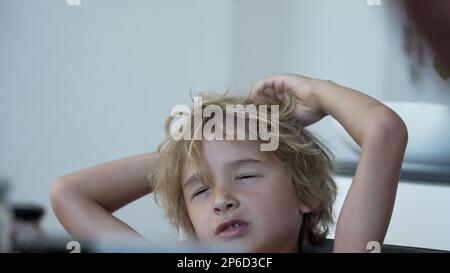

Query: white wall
[
  {"left": 1, "top": 0, "right": 449, "bottom": 250},
  {"left": 0, "top": 0, "right": 233, "bottom": 240}
]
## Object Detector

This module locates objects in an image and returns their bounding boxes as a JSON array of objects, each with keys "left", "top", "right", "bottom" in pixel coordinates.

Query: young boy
[{"left": 51, "top": 73, "right": 408, "bottom": 252}]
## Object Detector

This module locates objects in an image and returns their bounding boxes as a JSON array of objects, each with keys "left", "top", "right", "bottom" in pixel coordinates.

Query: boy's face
[{"left": 182, "top": 140, "right": 311, "bottom": 252}]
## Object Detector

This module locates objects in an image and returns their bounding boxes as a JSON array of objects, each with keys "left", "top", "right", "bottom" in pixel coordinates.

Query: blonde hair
[{"left": 149, "top": 91, "right": 337, "bottom": 245}]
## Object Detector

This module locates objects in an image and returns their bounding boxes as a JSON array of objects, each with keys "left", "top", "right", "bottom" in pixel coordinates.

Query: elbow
[
  {"left": 383, "top": 110, "right": 408, "bottom": 147},
  {"left": 368, "top": 107, "right": 409, "bottom": 151},
  {"left": 50, "top": 176, "right": 74, "bottom": 218},
  {"left": 50, "top": 178, "right": 64, "bottom": 215}
]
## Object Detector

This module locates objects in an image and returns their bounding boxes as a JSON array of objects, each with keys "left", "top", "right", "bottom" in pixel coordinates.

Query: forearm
[
  {"left": 51, "top": 183, "right": 143, "bottom": 239},
  {"left": 50, "top": 152, "right": 158, "bottom": 238}
]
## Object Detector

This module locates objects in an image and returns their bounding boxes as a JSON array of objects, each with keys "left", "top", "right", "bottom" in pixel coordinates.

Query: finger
[
  {"left": 252, "top": 76, "right": 277, "bottom": 97},
  {"left": 251, "top": 79, "right": 270, "bottom": 96},
  {"left": 262, "top": 87, "right": 276, "bottom": 98},
  {"left": 273, "top": 77, "right": 286, "bottom": 93}
]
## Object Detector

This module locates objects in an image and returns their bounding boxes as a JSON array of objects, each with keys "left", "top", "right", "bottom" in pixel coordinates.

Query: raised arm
[
  {"left": 314, "top": 80, "right": 408, "bottom": 252},
  {"left": 252, "top": 73, "right": 408, "bottom": 252},
  {"left": 50, "top": 152, "right": 158, "bottom": 239}
]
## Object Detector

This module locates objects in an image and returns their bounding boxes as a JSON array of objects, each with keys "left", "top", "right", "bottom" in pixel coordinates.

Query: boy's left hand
[{"left": 251, "top": 73, "right": 327, "bottom": 126}]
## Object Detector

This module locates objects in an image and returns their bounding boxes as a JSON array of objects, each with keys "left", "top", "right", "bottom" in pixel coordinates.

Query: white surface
[
  {"left": 330, "top": 176, "right": 450, "bottom": 251},
  {"left": 385, "top": 101, "right": 450, "bottom": 166},
  {"left": 333, "top": 102, "right": 450, "bottom": 166}
]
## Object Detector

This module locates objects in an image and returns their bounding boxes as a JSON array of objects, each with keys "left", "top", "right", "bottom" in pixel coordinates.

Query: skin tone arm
[
  {"left": 50, "top": 152, "right": 158, "bottom": 239},
  {"left": 252, "top": 73, "right": 408, "bottom": 252}
]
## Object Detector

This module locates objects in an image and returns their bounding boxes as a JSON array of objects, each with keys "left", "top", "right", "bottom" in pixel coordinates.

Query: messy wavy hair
[{"left": 149, "top": 91, "right": 337, "bottom": 246}]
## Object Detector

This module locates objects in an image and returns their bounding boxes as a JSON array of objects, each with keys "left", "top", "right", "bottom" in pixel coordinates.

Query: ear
[{"left": 297, "top": 198, "right": 314, "bottom": 214}]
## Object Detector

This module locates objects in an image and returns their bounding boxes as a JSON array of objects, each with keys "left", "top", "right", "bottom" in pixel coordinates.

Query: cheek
[
  {"left": 186, "top": 203, "right": 210, "bottom": 238},
  {"left": 247, "top": 178, "right": 298, "bottom": 206},
  {"left": 248, "top": 193, "right": 300, "bottom": 218},
  {"left": 245, "top": 181, "right": 302, "bottom": 224}
]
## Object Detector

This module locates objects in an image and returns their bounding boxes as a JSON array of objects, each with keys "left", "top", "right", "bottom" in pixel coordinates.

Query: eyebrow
[
  {"left": 182, "top": 158, "right": 263, "bottom": 190},
  {"left": 183, "top": 174, "right": 202, "bottom": 190},
  {"left": 227, "top": 158, "right": 263, "bottom": 170}
]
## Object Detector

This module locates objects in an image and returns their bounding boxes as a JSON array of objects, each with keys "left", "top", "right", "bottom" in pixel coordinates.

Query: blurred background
[{"left": 1, "top": 0, "right": 449, "bottom": 251}]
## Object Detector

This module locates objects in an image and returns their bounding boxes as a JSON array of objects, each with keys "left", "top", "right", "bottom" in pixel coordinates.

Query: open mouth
[{"left": 216, "top": 219, "right": 249, "bottom": 239}]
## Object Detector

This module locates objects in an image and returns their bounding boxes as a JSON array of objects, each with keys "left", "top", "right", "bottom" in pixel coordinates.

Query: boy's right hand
[{"left": 251, "top": 73, "right": 327, "bottom": 126}]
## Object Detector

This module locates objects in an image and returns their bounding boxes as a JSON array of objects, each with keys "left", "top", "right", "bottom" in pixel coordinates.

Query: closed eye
[
  {"left": 236, "top": 174, "right": 259, "bottom": 180},
  {"left": 192, "top": 187, "right": 208, "bottom": 198}
]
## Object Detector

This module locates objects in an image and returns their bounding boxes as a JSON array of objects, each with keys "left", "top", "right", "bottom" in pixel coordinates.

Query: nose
[{"left": 213, "top": 186, "right": 239, "bottom": 214}]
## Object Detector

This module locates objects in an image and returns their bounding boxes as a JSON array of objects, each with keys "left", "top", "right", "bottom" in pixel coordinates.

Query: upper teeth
[{"left": 225, "top": 223, "right": 241, "bottom": 230}]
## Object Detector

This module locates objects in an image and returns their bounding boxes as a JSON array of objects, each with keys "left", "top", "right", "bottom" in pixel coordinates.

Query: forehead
[
  {"left": 202, "top": 140, "right": 266, "bottom": 160},
  {"left": 181, "top": 140, "right": 271, "bottom": 179}
]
